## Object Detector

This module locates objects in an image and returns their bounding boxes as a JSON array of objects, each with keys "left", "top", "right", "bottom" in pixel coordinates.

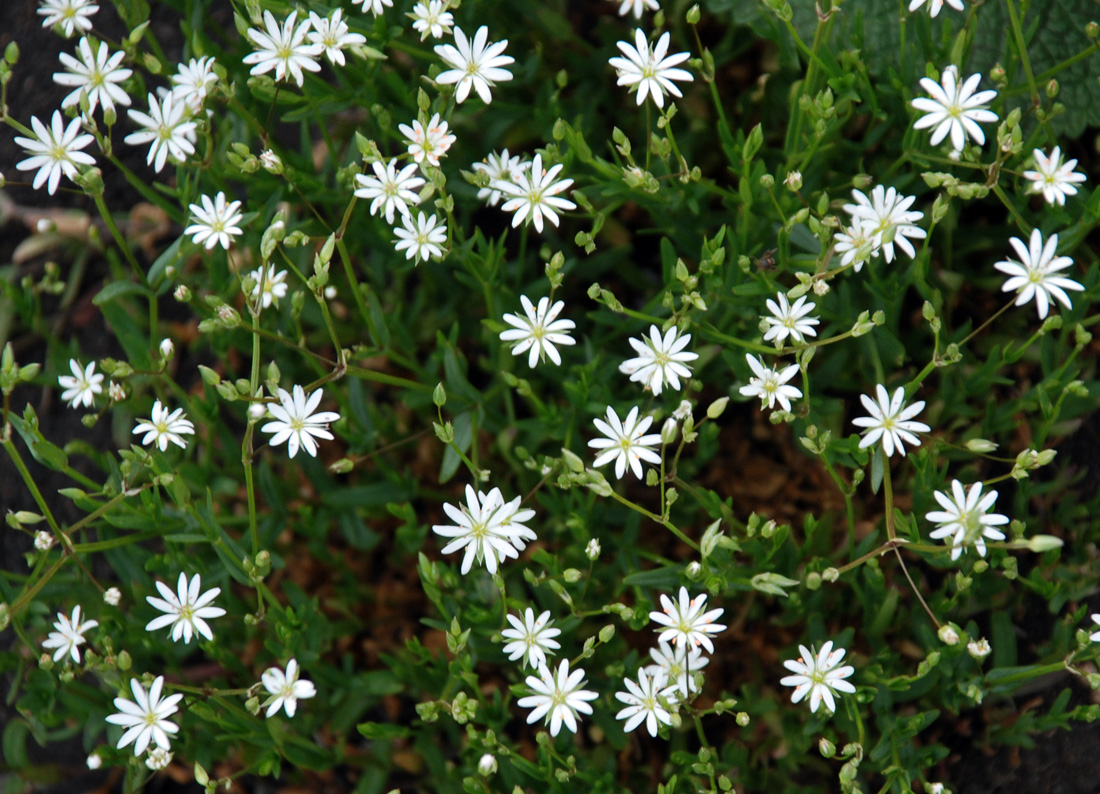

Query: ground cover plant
[{"left": 2, "top": 0, "right": 1100, "bottom": 791}]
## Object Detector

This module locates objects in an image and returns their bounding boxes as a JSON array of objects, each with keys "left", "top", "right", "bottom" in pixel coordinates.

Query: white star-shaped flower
[
  {"left": 762, "top": 292, "right": 819, "bottom": 345},
  {"left": 184, "top": 191, "right": 243, "bottom": 250},
  {"left": 248, "top": 265, "right": 289, "bottom": 309},
  {"left": 619, "top": 324, "right": 698, "bottom": 396},
  {"left": 617, "top": 0, "right": 660, "bottom": 18},
  {"left": 261, "top": 385, "right": 341, "bottom": 459},
  {"left": 994, "top": 229, "right": 1083, "bottom": 320},
  {"left": 354, "top": 158, "right": 425, "bottom": 224},
  {"left": 145, "top": 572, "right": 225, "bottom": 644},
  {"left": 833, "top": 219, "right": 880, "bottom": 271},
  {"left": 499, "top": 294, "right": 576, "bottom": 367},
  {"left": 397, "top": 113, "right": 456, "bottom": 167},
  {"left": 307, "top": 9, "right": 365, "bottom": 67},
  {"left": 648, "top": 586, "right": 726, "bottom": 653},
  {"left": 588, "top": 405, "right": 663, "bottom": 480},
  {"left": 615, "top": 668, "right": 677, "bottom": 736},
  {"left": 908, "top": 0, "right": 964, "bottom": 16},
  {"left": 926, "top": 480, "right": 1009, "bottom": 560},
  {"left": 432, "top": 484, "right": 536, "bottom": 575},
  {"left": 780, "top": 640, "right": 856, "bottom": 714},
  {"left": 352, "top": 0, "right": 393, "bottom": 15},
  {"left": 851, "top": 384, "right": 930, "bottom": 458},
  {"left": 912, "top": 66, "right": 998, "bottom": 152},
  {"left": 1088, "top": 614, "right": 1100, "bottom": 643},
  {"left": 124, "top": 92, "right": 197, "bottom": 173},
  {"left": 393, "top": 211, "right": 447, "bottom": 264},
  {"left": 242, "top": 10, "right": 323, "bottom": 87},
  {"left": 739, "top": 354, "right": 802, "bottom": 413},
  {"left": 105, "top": 676, "right": 183, "bottom": 756},
  {"left": 42, "top": 604, "right": 98, "bottom": 663},
  {"left": 473, "top": 149, "right": 529, "bottom": 207},
  {"left": 410, "top": 1, "right": 454, "bottom": 40},
  {"left": 1022, "top": 146, "right": 1087, "bottom": 207},
  {"left": 497, "top": 153, "right": 576, "bottom": 233},
  {"left": 645, "top": 639, "right": 709, "bottom": 701},
  {"left": 14, "top": 110, "right": 96, "bottom": 195},
  {"left": 170, "top": 56, "right": 218, "bottom": 111},
  {"left": 609, "top": 29, "right": 693, "bottom": 109},
  {"left": 38, "top": 0, "right": 99, "bottom": 38},
  {"left": 261, "top": 659, "right": 317, "bottom": 718},
  {"left": 517, "top": 659, "right": 599, "bottom": 737},
  {"left": 843, "top": 185, "right": 927, "bottom": 263},
  {"left": 53, "top": 37, "right": 132, "bottom": 117},
  {"left": 434, "top": 25, "right": 514, "bottom": 104},
  {"left": 58, "top": 358, "right": 104, "bottom": 409},
  {"left": 132, "top": 400, "right": 195, "bottom": 452},
  {"left": 501, "top": 608, "right": 562, "bottom": 669}
]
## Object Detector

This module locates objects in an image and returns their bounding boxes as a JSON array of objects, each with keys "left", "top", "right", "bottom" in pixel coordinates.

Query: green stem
[
  {"left": 1005, "top": 0, "right": 1040, "bottom": 107},
  {"left": 93, "top": 195, "right": 142, "bottom": 279}
]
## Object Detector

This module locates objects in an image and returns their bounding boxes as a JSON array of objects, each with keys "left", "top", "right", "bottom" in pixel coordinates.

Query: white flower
[
  {"left": 184, "top": 191, "right": 243, "bottom": 250},
  {"left": 588, "top": 405, "right": 663, "bottom": 480},
  {"left": 38, "top": 0, "right": 99, "bottom": 37},
  {"left": 354, "top": 158, "right": 424, "bottom": 223},
  {"left": 159, "top": 338, "right": 174, "bottom": 360},
  {"left": 967, "top": 638, "right": 991, "bottom": 659},
  {"left": 14, "top": 110, "right": 96, "bottom": 195},
  {"left": 124, "top": 93, "right": 197, "bottom": 173},
  {"left": 619, "top": 325, "right": 698, "bottom": 396},
  {"left": 617, "top": 0, "right": 660, "bottom": 18},
  {"left": 353, "top": 0, "right": 393, "bottom": 15},
  {"left": 912, "top": 66, "right": 998, "bottom": 152},
  {"left": 833, "top": 220, "right": 880, "bottom": 271},
  {"left": 261, "top": 385, "right": 341, "bottom": 459},
  {"left": 105, "top": 676, "right": 183, "bottom": 756},
  {"left": 410, "top": 1, "right": 454, "bottom": 40},
  {"left": 1022, "top": 147, "right": 1087, "bottom": 206},
  {"left": 609, "top": 29, "right": 693, "bottom": 109},
  {"left": 994, "top": 229, "right": 1083, "bottom": 320},
  {"left": 780, "top": 641, "right": 856, "bottom": 714},
  {"left": 248, "top": 265, "right": 289, "bottom": 309},
  {"left": 843, "top": 185, "right": 927, "bottom": 263},
  {"left": 42, "top": 604, "right": 98, "bottom": 663},
  {"left": 393, "top": 211, "right": 447, "bottom": 263},
  {"left": 673, "top": 400, "right": 692, "bottom": 420},
  {"left": 145, "top": 747, "right": 172, "bottom": 770},
  {"left": 499, "top": 294, "right": 576, "bottom": 367},
  {"left": 762, "top": 292, "right": 819, "bottom": 345},
  {"left": 132, "top": 400, "right": 195, "bottom": 452},
  {"left": 242, "top": 10, "right": 323, "bottom": 87},
  {"left": 86, "top": 753, "right": 102, "bottom": 770},
  {"left": 398, "top": 113, "right": 456, "bottom": 167},
  {"left": 434, "top": 25, "right": 514, "bottom": 104},
  {"left": 54, "top": 37, "right": 132, "bottom": 117},
  {"left": 926, "top": 480, "right": 1009, "bottom": 560},
  {"left": 517, "top": 659, "right": 599, "bottom": 737},
  {"left": 851, "top": 384, "right": 929, "bottom": 458},
  {"left": 35, "top": 531, "right": 55, "bottom": 551},
  {"left": 648, "top": 586, "right": 726, "bottom": 653},
  {"left": 908, "top": 0, "right": 964, "bottom": 16},
  {"left": 586, "top": 538, "right": 601, "bottom": 560},
  {"left": 145, "top": 572, "right": 225, "bottom": 644},
  {"left": 431, "top": 484, "right": 536, "bottom": 575},
  {"left": 501, "top": 608, "right": 561, "bottom": 669},
  {"left": 104, "top": 587, "right": 121, "bottom": 606},
  {"left": 170, "top": 56, "right": 218, "bottom": 111},
  {"left": 497, "top": 153, "right": 576, "bottom": 233},
  {"left": 740, "top": 354, "right": 802, "bottom": 413},
  {"left": 308, "top": 10, "right": 365, "bottom": 66},
  {"left": 261, "top": 659, "right": 316, "bottom": 718},
  {"left": 108, "top": 382, "right": 125, "bottom": 402},
  {"left": 615, "top": 668, "right": 676, "bottom": 736},
  {"left": 477, "top": 754, "right": 497, "bottom": 776},
  {"left": 473, "top": 149, "right": 529, "bottom": 207},
  {"left": 645, "top": 638, "right": 709, "bottom": 700},
  {"left": 58, "top": 358, "right": 104, "bottom": 408},
  {"left": 1089, "top": 614, "right": 1100, "bottom": 643},
  {"left": 259, "top": 149, "right": 282, "bottom": 173}
]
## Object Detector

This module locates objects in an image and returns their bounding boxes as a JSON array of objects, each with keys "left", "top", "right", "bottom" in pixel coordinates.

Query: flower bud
[
  {"left": 104, "top": 587, "right": 121, "bottom": 606},
  {"left": 812, "top": 279, "right": 830, "bottom": 296},
  {"left": 259, "top": 149, "right": 283, "bottom": 174},
  {"left": 563, "top": 568, "right": 582, "bottom": 583},
  {"left": 965, "top": 438, "right": 998, "bottom": 453},
  {"left": 1087, "top": 21, "right": 1099, "bottom": 38},
  {"left": 585, "top": 539, "right": 601, "bottom": 560},
  {"left": 938, "top": 624, "right": 960, "bottom": 646},
  {"left": 477, "top": 754, "right": 497, "bottom": 776},
  {"left": 706, "top": 396, "right": 729, "bottom": 420},
  {"left": 686, "top": 560, "right": 702, "bottom": 580},
  {"left": 759, "top": 173, "right": 775, "bottom": 189},
  {"left": 735, "top": 712, "right": 750, "bottom": 726},
  {"left": 247, "top": 403, "right": 267, "bottom": 422},
  {"left": 819, "top": 737, "right": 836, "bottom": 758},
  {"left": 784, "top": 170, "right": 802, "bottom": 191},
  {"left": 146, "top": 748, "right": 172, "bottom": 770},
  {"left": 34, "top": 531, "right": 55, "bottom": 551},
  {"left": 661, "top": 417, "right": 678, "bottom": 444},
  {"left": 686, "top": 4, "right": 701, "bottom": 23},
  {"left": 87, "top": 753, "right": 102, "bottom": 770},
  {"left": 159, "top": 338, "right": 174, "bottom": 360},
  {"left": 173, "top": 284, "right": 191, "bottom": 302},
  {"left": 1025, "top": 534, "right": 1063, "bottom": 553},
  {"left": 673, "top": 400, "right": 692, "bottom": 420}
]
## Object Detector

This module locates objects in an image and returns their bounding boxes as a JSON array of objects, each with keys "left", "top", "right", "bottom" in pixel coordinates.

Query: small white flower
[
  {"left": 54, "top": 37, "right": 132, "bottom": 117},
  {"left": 398, "top": 113, "right": 456, "bottom": 167},
  {"left": 912, "top": 66, "right": 998, "bottom": 152},
  {"left": 124, "top": 93, "right": 197, "bottom": 173},
  {"left": 410, "top": 1, "right": 454, "bottom": 40},
  {"left": 184, "top": 191, "right": 243, "bottom": 251},
  {"left": 145, "top": 572, "right": 225, "bottom": 644},
  {"left": 908, "top": 0, "right": 964, "bottom": 16},
  {"left": 261, "top": 659, "right": 316, "bottom": 718},
  {"left": 473, "top": 149, "right": 529, "bottom": 207},
  {"left": 501, "top": 608, "right": 562, "bottom": 669},
  {"left": 259, "top": 149, "right": 282, "bottom": 173},
  {"left": 133, "top": 400, "right": 195, "bottom": 452},
  {"left": 619, "top": 324, "right": 698, "bottom": 396},
  {"left": 242, "top": 10, "right": 323, "bottom": 87},
  {"left": 42, "top": 604, "right": 98, "bottom": 663},
  {"left": 38, "top": 0, "right": 99, "bottom": 38},
  {"left": 108, "top": 382, "right": 125, "bottom": 402},
  {"left": 673, "top": 400, "right": 693, "bottom": 421},
  {"left": 308, "top": 9, "right": 365, "bottom": 66},
  {"left": 35, "top": 531, "right": 55, "bottom": 551},
  {"left": 393, "top": 211, "right": 447, "bottom": 263},
  {"left": 105, "top": 676, "right": 183, "bottom": 756},
  {"left": 843, "top": 185, "right": 927, "bottom": 264},
  {"left": 353, "top": 0, "right": 393, "bottom": 15},
  {"left": 994, "top": 229, "right": 1083, "bottom": 320},
  {"left": 609, "top": 29, "right": 693, "bottom": 109},
  {"left": 1089, "top": 614, "right": 1100, "bottom": 643},
  {"left": 261, "top": 385, "right": 341, "bottom": 459},
  {"left": 833, "top": 220, "right": 880, "bottom": 271},
  {"left": 145, "top": 747, "right": 172, "bottom": 770},
  {"left": 648, "top": 586, "right": 726, "bottom": 653},
  {"left": 585, "top": 539, "right": 601, "bottom": 560},
  {"left": 617, "top": 0, "right": 660, "bottom": 18},
  {"left": 170, "top": 56, "right": 218, "bottom": 111},
  {"left": 615, "top": 668, "right": 676, "bottom": 736},
  {"left": 434, "top": 25, "right": 514, "bottom": 104},
  {"left": 780, "top": 641, "right": 856, "bottom": 714},
  {"left": 86, "top": 753, "right": 102, "bottom": 770},
  {"left": 159, "top": 338, "right": 174, "bottom": 359},
  {"left": 926, "top": 480, "right": 1009, "bottom": 560},
  {"left": 104, "top": 587, "right": 121, "bottom": 606},
  {"left": 14, "top": 110, "right": 96, "bottom": 195},
  {"left": 588, "top": 405, "right": 663, "bottom": 480},
  {"left": 58, "top": 358, "right": 104, "bottom": 408},
  {"left": 517, "top": 659, "right": 599, "bottom": 737},
  {"left": 851, "top": 384, "right": 930, "bottom": 458},
  {"left": 477, "top": 754, "right": 497, "bottom": 776},
  {"left": 645, "top": 638, "right": 709, "bottom": 700},
  {"left": 432, "top": 484, "right": 536, "bottom": 575},
  {"left": 1022, "top": 147, "right": 1086, "bottom": 206},
  {"left": 354, "top": 158, "right": 425, "bottom": 224},
  {"left": 499, "top": 294, "right": 576, "bottom": 367},
  {"left": 967, "top": 638, "right": 991, "bottom": 660},
  {"left": 762, "top": 292, "right": 819, "bottom": 345},
  {"left": 248, "top": 265, "right": 289, "bottom": 309},
  {"left": 497, "top": 153, "right": 576, "bottom": 233},
  {"left": 739, "top": 354, "right": 802, "bottom": 413}
]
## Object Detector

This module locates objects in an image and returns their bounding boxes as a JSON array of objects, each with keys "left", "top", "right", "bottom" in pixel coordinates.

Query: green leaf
[
  {"left": 93, "top": 279, "right": 152, "bottom": 306},
  {"left": 357, "top": 721, "right": 411, "bottom": 740}
]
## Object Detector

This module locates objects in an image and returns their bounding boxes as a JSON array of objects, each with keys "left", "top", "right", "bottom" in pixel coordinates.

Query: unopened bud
[
  {"left": 1025, "top": 534, "right": 1063, "bottom": 553},
  {"left": 477, "top": 754, "right": 497, "bottom": 776},
  {"left": 784, "top": 170, "right": 802, "bottom": 191},
  {"left": 965, "top": 438, "right": 998, "bottom": 453},
  {"left": 686, "top": 560, "right": 702, "bottom": 579},
  {"left": 104, "top": 587, "right": 121, "bottom": 606},
  {"left": 706, "top": 396, "right": 729, "bottom": 420},
  {"left": 585, "top": 539, "right": 601, "bottom": 560},
  {"left": 159, "top": 338, "right": 174, "bottom": 360},
  {"left": 938, "top": 624, "right": 960, "bottom": 645},
  {"left": 661, "top": 417, "right": 678, "bottom": 444},
  {"left": 819, "top": 737, "right": 836, "bottom": 757},
  {"left": 247, "top": 403, "right": 267, "bottom": 421},
  {"left": 259, "top": 149, "right": 283, "bottom": 174},
  {"left": 173, "top": 284, "right": 191, "bottom": 302}
]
